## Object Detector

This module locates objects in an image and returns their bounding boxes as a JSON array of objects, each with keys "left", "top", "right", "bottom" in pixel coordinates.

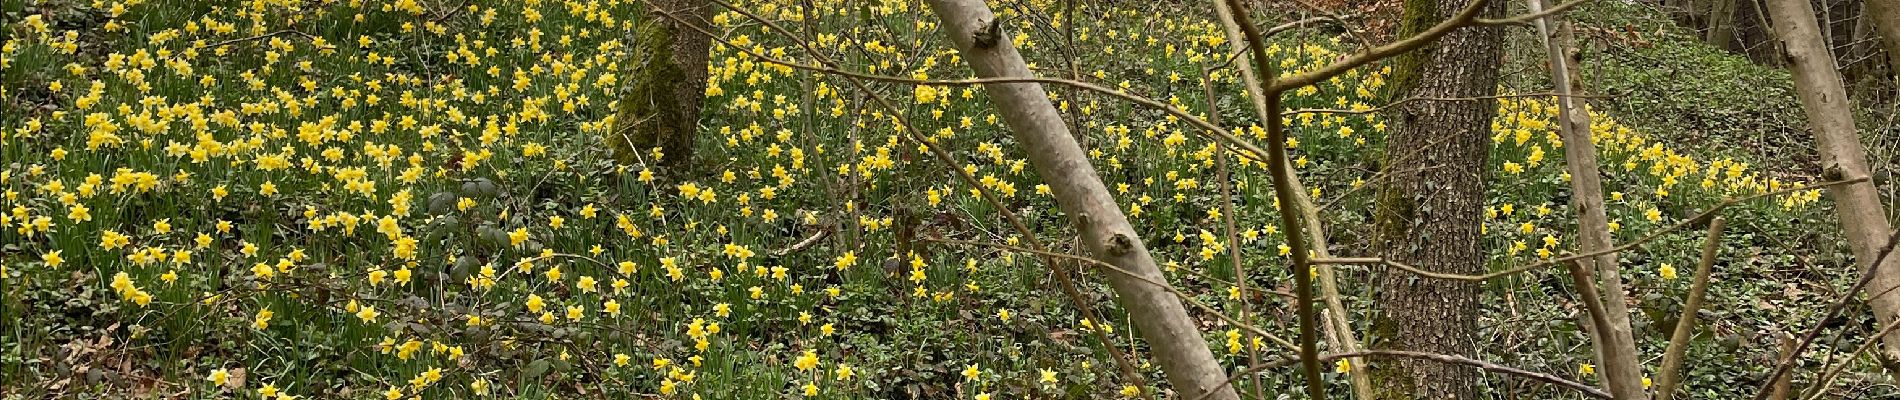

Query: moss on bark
[
  {"left": 1384, "top": 0, "right": 1439, "bottom": 100},
  {"left": 609, "top": 0, "right": 711, "bottom": 171}
]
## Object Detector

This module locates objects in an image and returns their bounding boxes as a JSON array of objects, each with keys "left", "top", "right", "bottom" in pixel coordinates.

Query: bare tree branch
[
  {"left": 1212, "top": 16, "right": 1362, "bottom": 71},
  {"left": 1287, "top": 0, "right": 1376, "bottom": 47},
  {"left": 1314, "top": 178, "right": 1868, "bottom": 282},
  {"left": 1267, "top": 16, "right": 1343, "bottom": 37},
  {"left": 1756, "top": 232, "right": 1900, "bottom": 400},
  {"left": 1474, "top": 0, "right": 1592, "bottom": 25},
  {"left": 924, "top": 238, "right": 1301, "bottom": 351},
  {"left": 922, "top": 0, "right": 1238, "bottom": 397},
  {"left": 1656, "top": 218, "right": 1727, "bottom": 400},
  {"left": 1531, "top": 0, "right": 1646, "bottom": 395},
  {"left": 1266, "top": 0, "right": 1491, "bottom": 92},
  {"left": 1763, "top": 0, "right": 1900, "bottom": 385},
  {"left": 1201, "top": 65, "right": 1268, "bottom": 398},
  {"left": 1221, "top": 0, "right": 1325, "bottom": 396},
  {"left": 773, "top": 227, "right": 830, "bottom": 256},
  {"left": 193, "top": 29, "right": 331, "bottom": 50},
  {"left": 1802, "top": 321, "right": 1900, "bottom": 400},
  {"left": 1280, "top": 92, "right": 1605, "bottom": 116},
  {"left": 1203, "top": 0, "right": 1379, "bottom": 394}
]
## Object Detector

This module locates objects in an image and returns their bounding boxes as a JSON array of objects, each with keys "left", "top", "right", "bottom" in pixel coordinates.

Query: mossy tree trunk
[
  {"left": 613, "top": 0, "right": 712, "bottom": 170},
  {"left": 1368, "top": 0, "right": 1503, "bottom": 397}
]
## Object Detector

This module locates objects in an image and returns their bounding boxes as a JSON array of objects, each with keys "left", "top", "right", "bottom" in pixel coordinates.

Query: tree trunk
[
  {"left": 1850, "top": 3, "right": 1881, "bottom": 79},
  {"left": 613, "top": 0, "right": 713, "bottom": 169},
  {"left": 920, "top": 1, "right": 1240, "bottom": 399},
  {"left": 1533, "top": 0, "right": 1651, "bottom": 398},
  {"left": 1767, "top": 0, "right": 1900, "bottom": 380},
  {"left": 1865, "top": 0, "right": 1900, "bottom": 74},
  {"left": 1847, "top": 2, "right": 1900, "bottom": 86},
  {"left": 1368, "top": 0, "right": 1503, "bottom": 397},
  {"left": 1708, "top": 0, "right": 1742, "bottom": 48}
]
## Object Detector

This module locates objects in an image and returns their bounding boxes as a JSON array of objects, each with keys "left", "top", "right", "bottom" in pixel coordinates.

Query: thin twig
[
  {"left": 1280, "top": 91, "right": 1606, "bottom": 116},
  {"left": 1317, "top": 164, "right": 1450, "bottom": 211},
  {"left": 1802, "top": 321, "right": 1900, "bottom": 400},
  {"left": 1193, "top": 350, "right": 1614, "bottom": 400},
  {"left": 431, "top": 0, "right": 473, "bottom": 23},
  {"left": 1223, "top": 0, "right": 1325, "bottom": 396},
  {"left": 1755, "top": 232, "right": 1900, "bottom": 400},
  {"left": 927, "top": 238, "right": 1301, "bottom": 351},
  {"left": 1202, "top": 65, "right": 1265, "bottom": 398},
  {"left": 1267, "top": 0, "right": 1494, "bottom": 92},
  {"left": 1772, "top": 334, "right": 1798, "bottom": 400},
  {"left": 683, "top": 31, "right": 1303, "bottom": 184},
  {"left": 1212, "top": 15, "right": 1356, "bottom": 71},
  {"left": 1474, "top": 0, "right": 1591, "bottom": 25},
  {"left": 1314, "top": 177, "right": 1867, "bottom": 282},
  {"left": 1267, "top": 16, "right": 1341, "bottom": 38},
  {"left": 193, "top": 29, "right": 332, "bottom": 51},
  {"left": 1560, "top": 257, "right": 1624, "bottom": 392},
  {"left": 773, "top": 227, "right": 830, "bottom": 256},
  {"left": 1202, "top": 2, "right": 1377, "bottom": 394},
  {"left": 1176, "top": 265, "right": 1300, "bottom": 299},
  {"left": 1287, "top": 0, "right": 1375, "bottom": 48}
]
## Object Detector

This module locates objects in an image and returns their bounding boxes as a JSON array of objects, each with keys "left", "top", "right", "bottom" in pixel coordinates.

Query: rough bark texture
[
  {"left": 1865, "top": 0, "right": 1900, "bottom": 73},
  {"left": 612, "top": 0, "right": 712, "bottom": 169},
  {"left": 1767, "top": 0, "right": 1900, "bottom": 380},
  {"left": 1368, "top": 0, "right": 1503, "bottom": 397},
  {"left": 920, "top": 1, "right": 1239, "bottom": 399},
  {"left": 1534, "top": 1, "right": 1650, "bottom": 398}
]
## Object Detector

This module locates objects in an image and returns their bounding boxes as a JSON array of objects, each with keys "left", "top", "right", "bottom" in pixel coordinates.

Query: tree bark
[
  {"left": 1865, "top": 0, "right": 1900, "bottom": 74},
  {"left": 921, "top": 1, "right": 1240, "bottom": 399},
  {"left": 1767, "top": 0, "right": 1900, "bottom": 380},
  {"left": 1848, "top": 3, "right": 1893, "bottom": 83},
  {"left": 1708, "top": 0, "right": 1742, "bottom": 48},
  {"left": 612, "top": 0, "right": 713, "bottom": 169},
  {"left": 1532, "top": 1, "right": 1650, "bottom": 398},
  {"left": 1368, "top": 0, "right": 1503, "bottom": 397}
]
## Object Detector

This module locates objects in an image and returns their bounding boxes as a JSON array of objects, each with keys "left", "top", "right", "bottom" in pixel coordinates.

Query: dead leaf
[
  {"left": 225, "top": 367, "right": 246, "bottom": 390},
  {"left": 1048, "top": 329, "right": 1075, "bottom": 343}
]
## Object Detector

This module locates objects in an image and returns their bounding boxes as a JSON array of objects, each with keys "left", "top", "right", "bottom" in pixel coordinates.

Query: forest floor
[{"left": 2, "top": 0, "right": 1895, "bottom": 398}]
